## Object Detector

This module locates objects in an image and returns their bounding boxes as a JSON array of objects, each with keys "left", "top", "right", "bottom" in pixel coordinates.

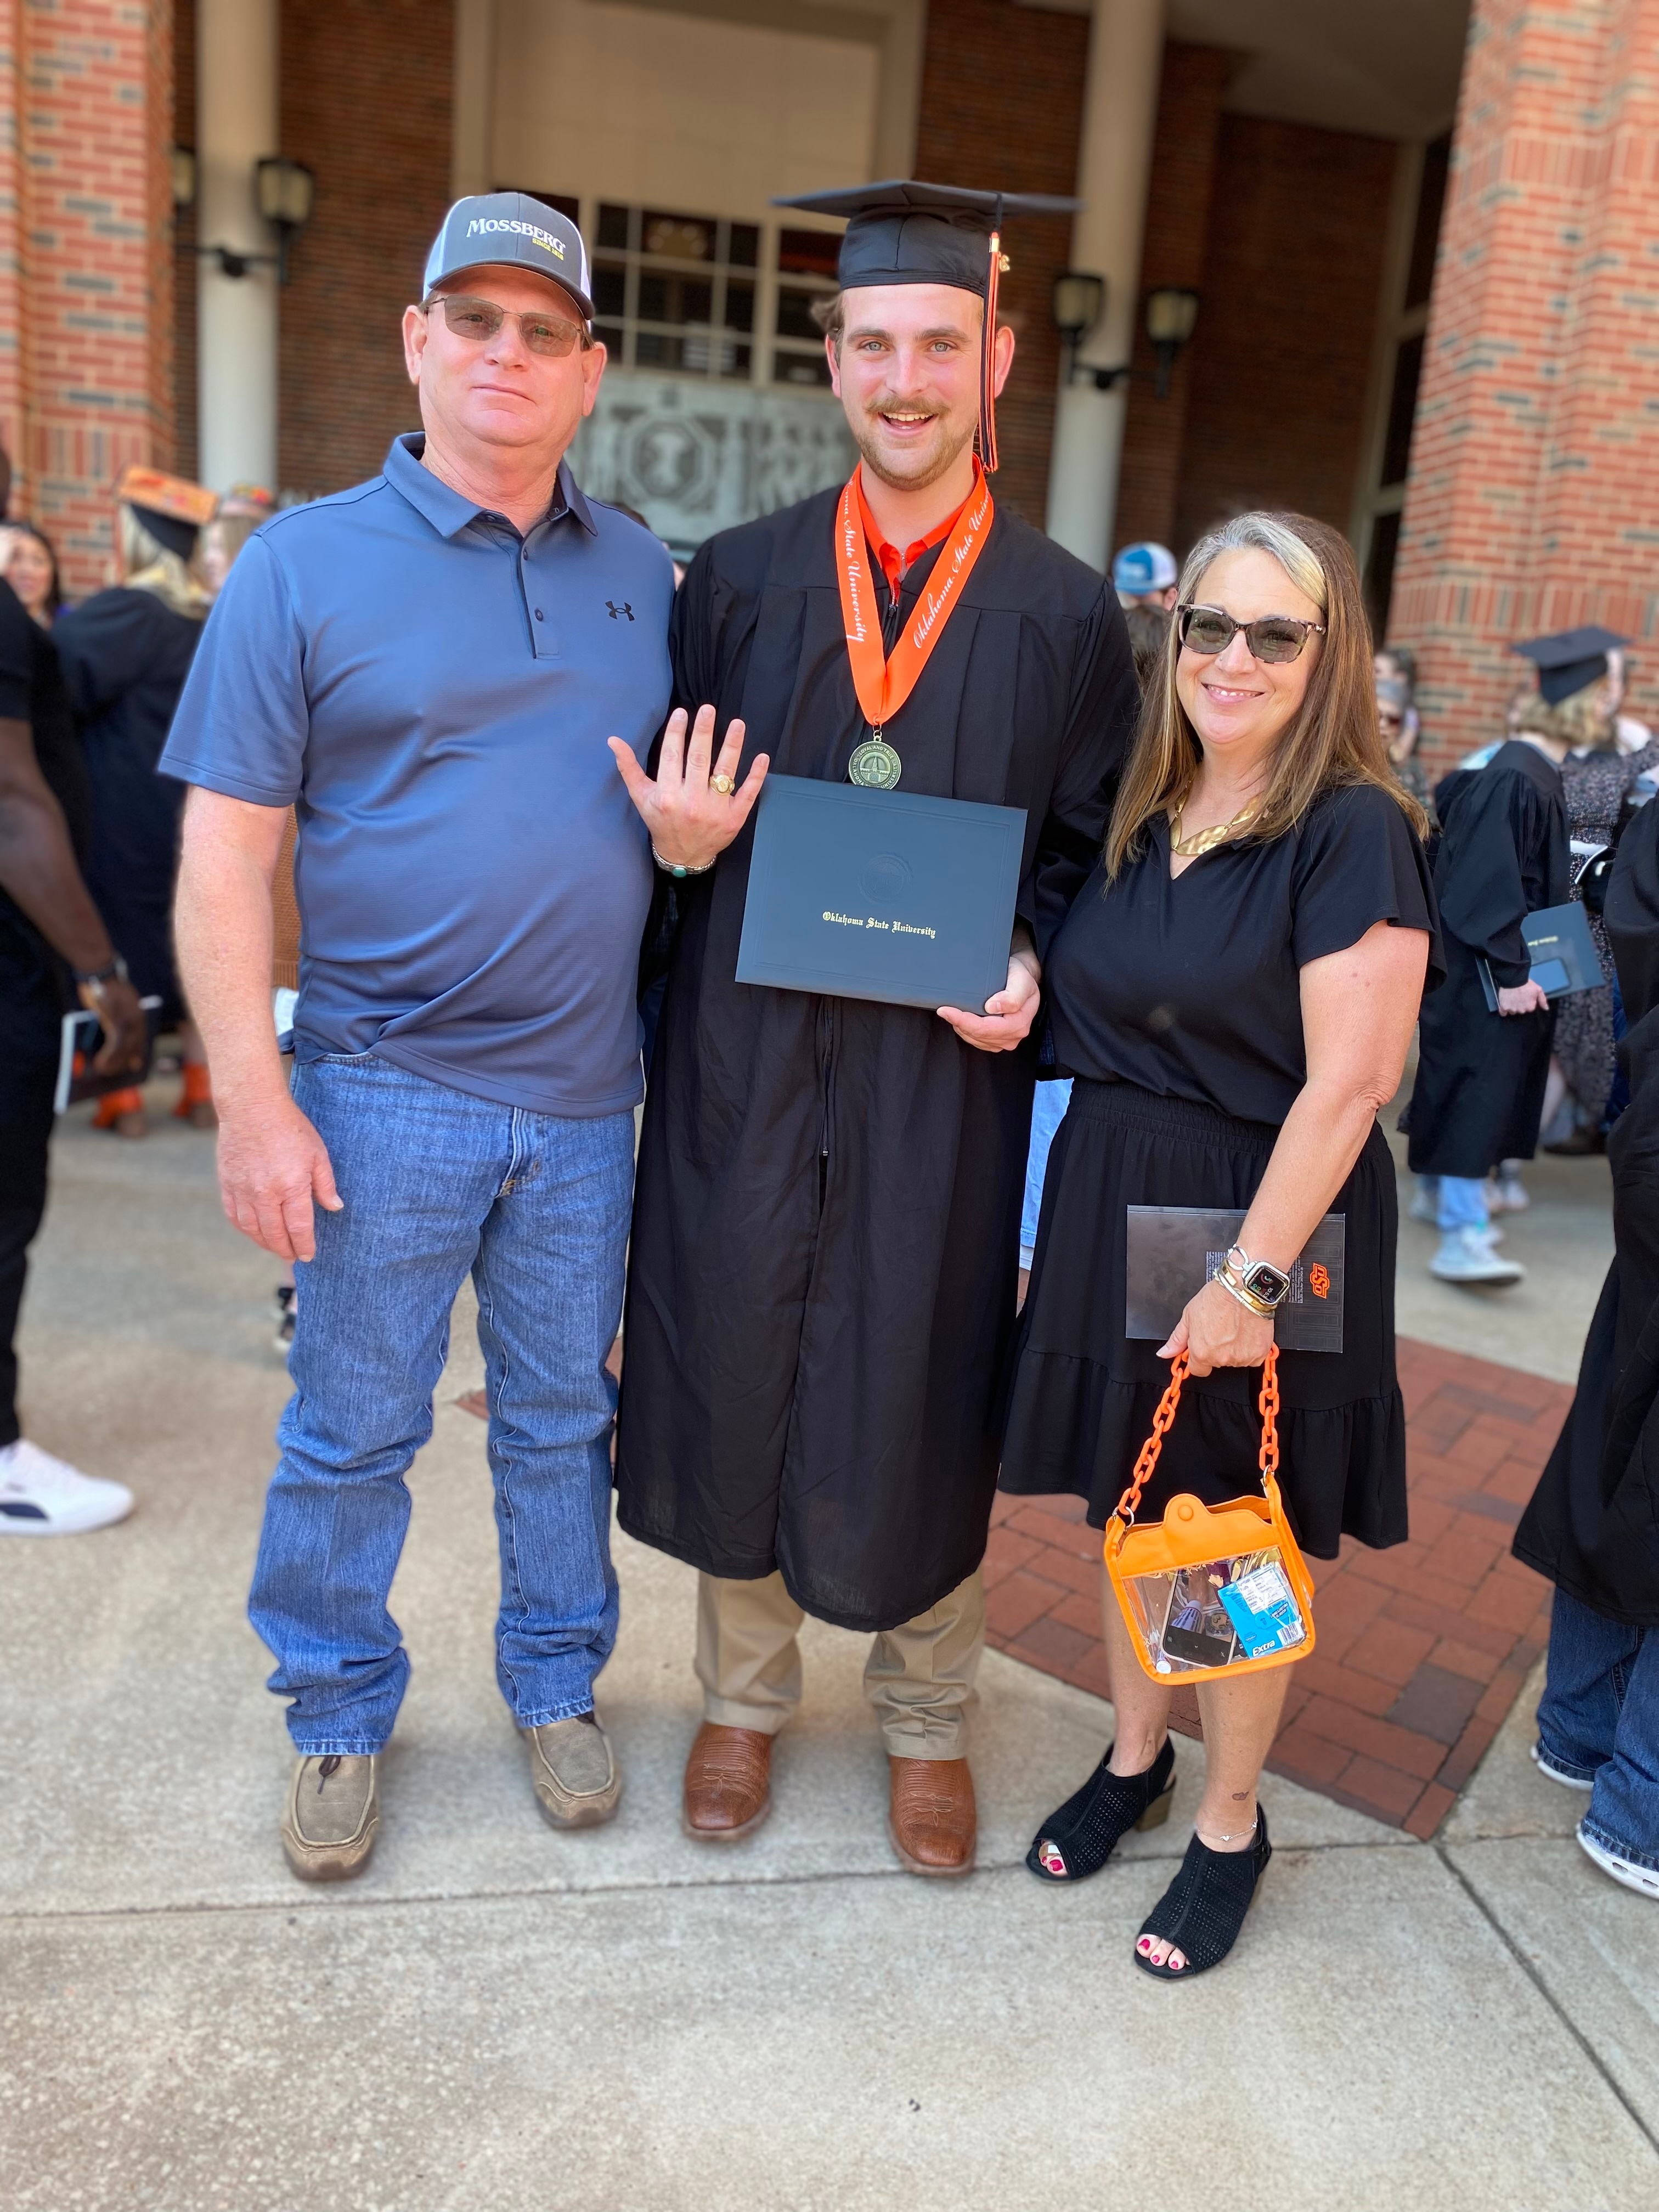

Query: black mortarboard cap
[
  {"left": 772, "top": 178, "right": 1079, "bottom": 296},
  {"left": 1511, "top": 624, "right": 1628, "bottom": 707},
  {"left": 771, "top": 180, "right": 1079, "bottom": 475}
]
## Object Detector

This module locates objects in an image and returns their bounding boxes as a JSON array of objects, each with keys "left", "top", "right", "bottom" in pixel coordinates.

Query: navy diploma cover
[
  {"left": 1476, "top": 899, "right": 1602, "bottom": 1012},
  {"left": 735, "top": 774, "right": 1027, "bottom": 1012}
]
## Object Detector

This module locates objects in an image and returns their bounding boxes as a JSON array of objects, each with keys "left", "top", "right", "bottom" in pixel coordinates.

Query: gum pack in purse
[{"left": 1104, "top": 1345, "right": 1316, "bottom": 1684}]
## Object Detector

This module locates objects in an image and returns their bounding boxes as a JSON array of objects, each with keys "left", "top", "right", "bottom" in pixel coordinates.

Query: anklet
[{"left": 1197, "top": 1819, "right": 1259, "bottom": 1847}]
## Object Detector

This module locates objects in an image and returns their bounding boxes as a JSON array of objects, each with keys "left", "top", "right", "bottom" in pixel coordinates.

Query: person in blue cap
[
  {"left": 164, "top": 192, "right": 691, "bottom": 1880},
  {"left": 1403, "top": 629, "right": 1608, "bottom": 1283},
  {"left": 1112, "top": 540, "right": 1179, "bottom": 611}
]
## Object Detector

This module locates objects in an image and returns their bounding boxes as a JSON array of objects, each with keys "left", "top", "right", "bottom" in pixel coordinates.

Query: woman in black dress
[{"left": 1002, "top": 511, "right": 1440, "bottom": 1977}]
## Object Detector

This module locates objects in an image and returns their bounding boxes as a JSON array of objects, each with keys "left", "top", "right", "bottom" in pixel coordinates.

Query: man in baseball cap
[
  {"left": 1112, "top": 539, "right": 1179, "bottom": 610},
  {"left": 163, "top": 188, "right": 710, "bottom": 1881}
]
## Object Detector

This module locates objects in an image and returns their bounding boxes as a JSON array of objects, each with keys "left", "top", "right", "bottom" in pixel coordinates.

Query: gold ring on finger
[{"left": 710, "top": 772, "right": 736, "bottom": 797}]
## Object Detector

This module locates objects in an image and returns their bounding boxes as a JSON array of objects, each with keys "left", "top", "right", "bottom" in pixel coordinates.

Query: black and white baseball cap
[{"left": 421, "top": 192, "right": 594, "bottom": 321}]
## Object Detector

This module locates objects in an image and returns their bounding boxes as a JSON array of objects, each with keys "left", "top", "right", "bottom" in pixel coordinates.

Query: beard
[{"left": 851, "top": 396, "right": 977, "bottom": 492}]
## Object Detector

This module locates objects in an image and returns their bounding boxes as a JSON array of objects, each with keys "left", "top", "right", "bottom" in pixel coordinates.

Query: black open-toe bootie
[
  {"left": 1134, "top": 1808, "right": 1272, "bottom": 1978},
  {"left": 1024, "top": 1736, "right": 1177, "bottom": 1884}
]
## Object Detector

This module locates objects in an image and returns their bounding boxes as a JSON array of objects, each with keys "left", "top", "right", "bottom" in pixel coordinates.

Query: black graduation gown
[
  {"left": 614, "top": 487, "right": 1139, "bottom": 1632},
  {"left": 1514, "top": 800, "right": 1659, "bottom": 1626},
  {"left": 53, "top": 585, "right": 205, "bottom": 1022},
  {"left": 1404, "top": 740, "right": 1568, "bottom": 1177}
]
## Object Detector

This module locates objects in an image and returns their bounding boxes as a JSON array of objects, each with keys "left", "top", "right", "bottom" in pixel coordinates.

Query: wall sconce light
[
  {"left": 1052, "top": 273, "right": 1201, "bottom": 398},
  {"left": 198, "top": 155, "right": 316, "bottom": 285},
  {"left": 1053, "top": 270, "right": 1105, "bottom": 363},
  {"left": 171, "top": 146, "right": 197, "bottom": 210},
  {"left": 1144, "top": 286, "right": 1200, "bottom": 398}
]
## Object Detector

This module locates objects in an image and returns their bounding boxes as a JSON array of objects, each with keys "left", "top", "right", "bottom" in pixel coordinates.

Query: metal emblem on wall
[{"left": 572, "top": 369, "right": 857, "bottom": 556}]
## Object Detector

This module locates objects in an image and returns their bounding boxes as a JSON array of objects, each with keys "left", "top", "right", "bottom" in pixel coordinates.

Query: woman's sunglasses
[
  {"left": 422, "top": 294, "right": 588, "bottom": 358},
  {"left": 1177, "top": 603, "right": 1326, "bottom": 664}
]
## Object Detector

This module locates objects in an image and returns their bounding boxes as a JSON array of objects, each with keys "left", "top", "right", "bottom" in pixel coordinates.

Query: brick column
[
  {"left": 912, "top": 0, "right": 1089, "bottom": 529},
  {"left": 0, "top": 1, "right": 175, "bottom": 596},
  {"left": 1111, "top": 41, "right": 1228, "bottom": 552},
  {"left": 1390, "top": 0, "right": 1659, "bottom": 766}
]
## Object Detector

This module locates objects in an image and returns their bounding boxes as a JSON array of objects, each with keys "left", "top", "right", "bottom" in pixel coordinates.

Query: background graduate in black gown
[
  {"left": 1403, "top": 631, "right": 1577, "bottom": 1285},
  {"left": 1514, "top": 794, "right": 1659, "bottom": 1900},
  {"left": 53, "top": 467, "right": 216, "bottom": 1138},
  {"left": 607, "top": 180, "right": 1138, "bottom": 1875}
]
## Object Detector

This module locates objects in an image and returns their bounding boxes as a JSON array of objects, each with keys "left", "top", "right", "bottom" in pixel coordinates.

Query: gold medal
[{"left": 848, "top": 733, "right": 903, "bottom": 789}]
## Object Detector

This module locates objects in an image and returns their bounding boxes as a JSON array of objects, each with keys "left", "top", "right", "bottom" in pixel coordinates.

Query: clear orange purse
[{"left": 1104, "top": 1345, "right": 1316, "bottom": 1684}]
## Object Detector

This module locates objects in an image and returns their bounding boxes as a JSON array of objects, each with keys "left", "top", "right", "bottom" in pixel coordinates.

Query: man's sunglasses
[
  {"left": 422, "top": 294, "right": 588, "bottom": 358},
  {"left": 1177, "top": 603, "right": 1326, "bottom": 664}
]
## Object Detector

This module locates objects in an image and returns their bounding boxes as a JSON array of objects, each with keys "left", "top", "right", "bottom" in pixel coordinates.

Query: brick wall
[
  {"left": 1391, "top": 0, "right": 1659, "bottom": 765},
  {"left": 277, "top": 0, "right": 454, "bottom": 495},
  {"left": 1112, "top": 42, "right": 1229, "bottom": 554},
  {"left": 1172, "top": 114, "right": 1396, "bottom": 556},
  {"left": 173, "top": 0, "right": 195, "bottom": 480},
  {"left": 0, "top": 0, "right": 177, "bottom": 595},
  {"left": 913, "top": 0, "right": 1087, "bottom": 527}
]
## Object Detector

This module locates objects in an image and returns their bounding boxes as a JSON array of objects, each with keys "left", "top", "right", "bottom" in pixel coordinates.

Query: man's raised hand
[{"left": 608, "top": 705, "right": 768, "bottom": 871}]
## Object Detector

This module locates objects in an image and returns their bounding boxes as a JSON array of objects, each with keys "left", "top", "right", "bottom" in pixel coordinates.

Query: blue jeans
[
  {"left": 1436, "top": 1175, "right": 1489, "bottom": 1232},
  {"left": 1536, "top": 1584, "right": 1659, "bottom": 1871},
  {"left": 248, "top": 1055, "right": 635, "bottom": 1754},
  {"left": 1020, "top": 1079, "right": 1073, "bottom": 1266}
]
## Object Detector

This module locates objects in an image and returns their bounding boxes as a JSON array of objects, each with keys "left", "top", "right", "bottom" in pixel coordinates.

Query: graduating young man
[{"left": 608, "top": 180, "right": 1139, "bottom": 1874}]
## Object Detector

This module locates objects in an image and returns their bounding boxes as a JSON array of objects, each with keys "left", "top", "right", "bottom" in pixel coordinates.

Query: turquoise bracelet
[{"left": 652, "top": 845, "right": 714, "bottom": 879}]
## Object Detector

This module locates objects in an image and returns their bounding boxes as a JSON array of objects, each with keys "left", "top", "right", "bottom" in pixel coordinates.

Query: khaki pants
[{"left": 696, "top": 1569, "right": 985, "bottom": 1759}]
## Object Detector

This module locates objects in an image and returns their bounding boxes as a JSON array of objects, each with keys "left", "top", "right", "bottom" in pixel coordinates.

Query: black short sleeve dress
[{"left": 1000, "top": 783, "right": 1442, "bottom": 1558}]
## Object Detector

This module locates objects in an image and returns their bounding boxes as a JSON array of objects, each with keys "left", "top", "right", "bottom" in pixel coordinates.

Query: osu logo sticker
[{"left": 1309, "top": 1263, "right": 1330, "bottom": 1301}]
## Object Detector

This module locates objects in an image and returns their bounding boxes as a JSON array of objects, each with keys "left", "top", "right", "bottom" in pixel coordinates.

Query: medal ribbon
[{"left": 835, "top": 462, "right": 995, "bottom": 733}]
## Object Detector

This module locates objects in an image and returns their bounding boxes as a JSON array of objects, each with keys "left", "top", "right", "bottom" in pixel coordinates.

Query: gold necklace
[{"left": 1170, "top": 799, "right": 1259, "bottom": 858}]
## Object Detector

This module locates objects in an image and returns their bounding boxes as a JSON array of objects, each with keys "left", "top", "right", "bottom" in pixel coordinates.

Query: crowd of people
[{"left": 1, "top": 179, "right": 1654, "bottom": 1953}]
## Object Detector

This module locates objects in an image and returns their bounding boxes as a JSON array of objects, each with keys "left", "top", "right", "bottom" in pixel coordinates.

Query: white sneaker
[
  {"left": 1577, "top": 1821, "right": 1659, "bottom": 1900},
  {"left": 1409, "top": 1183, "right": 1440, "bottom": 1225},
  {"left": 0, "top": 1439, "right": 135, "bottom": 1536},
  {"left": 1489, "top": 1174, "right": 1530, "bottom": 1213},
  {"left": 1430, "top": 1226, "right": 1524, "bottom": 1285},
  {"left": 1532, "top": 1741, "right": 1594, "bottom": 1791}
]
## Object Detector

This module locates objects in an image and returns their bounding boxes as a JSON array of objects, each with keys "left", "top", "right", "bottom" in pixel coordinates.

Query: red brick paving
[
  {"left": 984, "top": 1337, "right": 1564, "bottom": 1838},
  {"left": 459, "top": 1336, "right": 1563, "bottom": 1837}
]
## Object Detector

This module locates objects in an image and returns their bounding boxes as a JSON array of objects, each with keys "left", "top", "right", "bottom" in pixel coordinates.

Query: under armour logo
[{"left": 607, "top": 600, "right": 634, "bottom": 621}]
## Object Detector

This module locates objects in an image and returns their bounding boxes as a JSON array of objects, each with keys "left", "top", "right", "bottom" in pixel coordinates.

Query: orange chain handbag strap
[{"left": 1111, "top": 1343, "right": 1280, "bottom": 1527}]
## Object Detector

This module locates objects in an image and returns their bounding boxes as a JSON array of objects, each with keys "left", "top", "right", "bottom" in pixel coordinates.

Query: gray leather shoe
[
  {"left": 281, "top": 1752, "right": 380, "bottom": 1882},
  {"left": 523, "top": 1712, "right": 621, "bottom": 1830}
]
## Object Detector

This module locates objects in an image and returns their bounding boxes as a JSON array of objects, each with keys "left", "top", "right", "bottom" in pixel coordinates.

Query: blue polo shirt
[{"left": 161, "top": 435, "right": 673, "bottom": 1116}]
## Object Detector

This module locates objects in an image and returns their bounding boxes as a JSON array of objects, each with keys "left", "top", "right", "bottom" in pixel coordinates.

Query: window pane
[
  {"left": 635, "top": 330, "right": 684, "bottom": 370},
  {"left": 776, "top": 286, "right": 827, "bottom": 341},
  {"left": 596, "top": 203, "right": 630, "bottom": 250},
  {"left": 721, "top": 342, "right": 752, "bottom": 380},
  {"left": 638, "top": 273, "right": 713, "bottom": 325},
  {"left": 593, "top": 322, "right": 626, "bottom": 360},
  {"left": 1381, "top": 332, "right": 1424, "bottom": 487},
  {"left": 778, "top": 227, "right": 841, "bottom": 279},
  {"left": 591, "top": 261, "right": 627, "bottom": 318},
  {"left": 729, "top": 223, "right": 760, "bottom": 268},
  {"left": 775, "top": 346, "right": 832, "bottom": 388},
  {"left": 726, "top": 278, "right": 755, "bottom": 334},
  {"left": 643, "top": 211, "right": 714, "bottom": 261}
]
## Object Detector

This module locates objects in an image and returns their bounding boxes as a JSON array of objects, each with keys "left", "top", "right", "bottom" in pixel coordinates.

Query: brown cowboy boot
[
  {"left": 888, "top": 1755, "right": 977, "bottom": 1877},
  {"left": 682, "top": 1721, "right": 774, "bottom": 1842}
]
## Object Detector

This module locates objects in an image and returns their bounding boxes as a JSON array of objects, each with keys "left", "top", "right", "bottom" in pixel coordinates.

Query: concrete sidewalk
[{"left": 2, "top": 1104, "right": 1655, "bottom": 2211}]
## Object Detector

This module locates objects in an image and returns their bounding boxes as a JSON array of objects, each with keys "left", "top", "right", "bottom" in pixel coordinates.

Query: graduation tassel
[{"left": 980, "top": 207, "right": 1005, "bottom": 475}]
